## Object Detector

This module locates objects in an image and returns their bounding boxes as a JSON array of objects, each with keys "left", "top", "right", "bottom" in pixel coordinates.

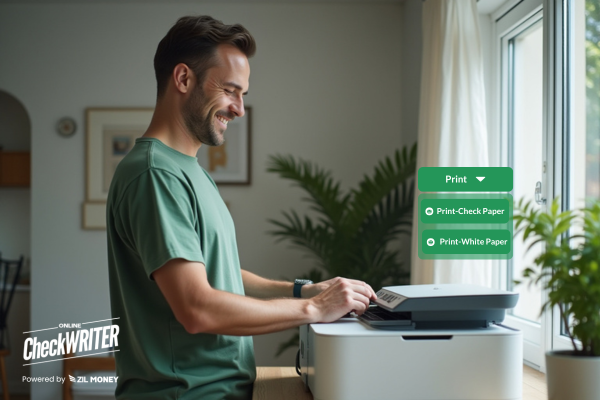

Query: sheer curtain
[{"left": 410, "top": 0, "right": 492, "bottom": 286}]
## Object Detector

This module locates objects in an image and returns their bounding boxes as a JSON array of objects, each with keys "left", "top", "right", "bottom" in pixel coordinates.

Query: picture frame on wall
[
  {"left": 82, "top": 201, "right": 108, "bottom": 230},
  {"left": 196, "top": 106, "right": 252, "bottom": 185},
  {"left": 83, "top": 108, "right": 153, "bottom": 229}
]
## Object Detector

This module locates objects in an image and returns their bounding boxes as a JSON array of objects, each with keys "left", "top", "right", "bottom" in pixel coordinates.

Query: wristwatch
[{"left": 293, "top": 279, "right": 313, "bottom": 298}]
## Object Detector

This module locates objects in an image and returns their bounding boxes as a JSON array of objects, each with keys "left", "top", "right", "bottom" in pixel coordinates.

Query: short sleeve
[{"left": 114, "top": 168, "right": 205, "bottom": 279}]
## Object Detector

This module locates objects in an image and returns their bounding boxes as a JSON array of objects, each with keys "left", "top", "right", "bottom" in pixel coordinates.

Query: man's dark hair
[{"left": 154, "top": 16, "right": 256, "bottom": 98}]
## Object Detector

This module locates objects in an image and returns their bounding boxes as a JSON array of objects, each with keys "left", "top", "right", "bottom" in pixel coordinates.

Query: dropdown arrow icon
[{"left": 476, "top": 177, "right": 485, "bottom": 182}]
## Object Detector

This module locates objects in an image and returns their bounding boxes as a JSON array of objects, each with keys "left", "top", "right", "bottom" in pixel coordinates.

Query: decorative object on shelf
[
  {"left": 514, "top": 198, "right": 600, "bottom": 400},
  {"left": 56, "top": 117, "right": 77, "bottom": 137},
  {"left": 83, "top": 108, "right": 153, "bottom": 230},
  {"left": 267, "top": 143, "right": 417, "bottom": 355},
  {"left": 196, "top": 107, "right": 251, "bottom": 185},
  {"left": 0, "top": 150, "right": 30, "bottom": 187}
]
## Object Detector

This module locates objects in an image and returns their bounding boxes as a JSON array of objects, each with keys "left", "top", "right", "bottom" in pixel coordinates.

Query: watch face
[{"left": 295, "top": 279, "right": 313, "bottom": 285}]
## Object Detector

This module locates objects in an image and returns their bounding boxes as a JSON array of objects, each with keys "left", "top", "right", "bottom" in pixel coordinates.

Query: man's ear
[{"left": 172, "top": 63, "right": 195, "bottom": 94}]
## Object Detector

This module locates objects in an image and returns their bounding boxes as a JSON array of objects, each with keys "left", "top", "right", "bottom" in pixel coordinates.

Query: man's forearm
[
  {"left": 184, "top": 287, "right": 318, "bottom": 335},
  {"left": 241, "top": 269, "right": 295, "bottom": 298}
]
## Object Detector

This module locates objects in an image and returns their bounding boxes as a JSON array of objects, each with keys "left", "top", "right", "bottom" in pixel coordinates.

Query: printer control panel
[{"left": 375, "top": 289, "right": 407, "bottom": 310}]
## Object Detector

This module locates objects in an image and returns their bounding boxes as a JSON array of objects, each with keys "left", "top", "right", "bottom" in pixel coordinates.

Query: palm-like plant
[
  {"left": 514, "top": 198, "right": 600, "bottom": 356},
  {"left": 267, "top": 143, "right": 417, "bottom": 355}
]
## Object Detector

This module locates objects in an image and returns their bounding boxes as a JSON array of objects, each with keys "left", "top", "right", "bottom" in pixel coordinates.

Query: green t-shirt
[{"left": 106, "top": 138, "right": 256, "bottom": 400}]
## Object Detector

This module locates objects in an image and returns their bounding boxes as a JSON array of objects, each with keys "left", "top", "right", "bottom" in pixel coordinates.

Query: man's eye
[{"left": 224, "top": 89, "right": 234, "bottom": 94}]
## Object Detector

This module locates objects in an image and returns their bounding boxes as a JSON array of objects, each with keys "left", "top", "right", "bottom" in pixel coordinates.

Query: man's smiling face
[{"left": 183, "top": 44, "right": 250, "bottom": 146}]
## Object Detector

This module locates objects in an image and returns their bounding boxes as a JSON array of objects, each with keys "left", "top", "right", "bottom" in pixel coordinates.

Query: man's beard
[{"left": 183, "top": 85, "right": 224, "bottom": 147}]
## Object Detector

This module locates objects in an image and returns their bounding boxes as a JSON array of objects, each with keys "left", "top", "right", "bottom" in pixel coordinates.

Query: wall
[
  {"left": 0, "top": 3, "right": 417, "bottom": 398},
  {"left": 400, "top": 0, "right": 422, "bottom": 141}
]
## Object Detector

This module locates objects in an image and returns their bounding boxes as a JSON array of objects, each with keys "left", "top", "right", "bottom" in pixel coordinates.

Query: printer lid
[{"left": 374, "top": 284, "right": 518, "bottom": 312}]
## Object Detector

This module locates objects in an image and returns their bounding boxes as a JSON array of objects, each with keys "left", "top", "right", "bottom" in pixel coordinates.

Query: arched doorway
[{"left": 0, "top": 89, "right": 31, "bottom": 396}]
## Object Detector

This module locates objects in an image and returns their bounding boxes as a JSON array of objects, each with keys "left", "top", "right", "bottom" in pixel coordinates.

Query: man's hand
[
  {"left": 302, "top": 277, "right": 376, "bottom": 299},
  {"left": 307, "top": 278, "right": 377, "bottom": 323}
]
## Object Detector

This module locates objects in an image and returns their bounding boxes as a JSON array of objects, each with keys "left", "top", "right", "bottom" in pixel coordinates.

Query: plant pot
[{"left": 546, "top": 350, "right": 600, "bottom": 400}]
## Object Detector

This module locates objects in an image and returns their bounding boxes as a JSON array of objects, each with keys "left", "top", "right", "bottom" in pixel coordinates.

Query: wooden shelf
[{"left": 0, "top": 151, "right": 30, "bottom": 187}]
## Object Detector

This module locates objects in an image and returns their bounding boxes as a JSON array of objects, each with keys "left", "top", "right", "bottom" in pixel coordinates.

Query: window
[
  {"left": 492, "top": 0, "right": 596, "bottom": 369},
  {"left": 507, "top": 18, "right": 544, "bottom": 325},
  {"left": 554, "top": 0, "right": 596, "bottom": 352},
  {"left": 493, "top": 0, "right": 545, "bottom": 368}
]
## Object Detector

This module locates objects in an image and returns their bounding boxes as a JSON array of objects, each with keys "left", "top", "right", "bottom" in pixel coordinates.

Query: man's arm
[
  {"left": 240, "top": 269, "right": 294, "bottom": 298},
  {"left": 241, "top": 269, "right": 359, "bottom": 299},
  {"left": 153, "top": 259, "right": 376, "bottom": 336}
]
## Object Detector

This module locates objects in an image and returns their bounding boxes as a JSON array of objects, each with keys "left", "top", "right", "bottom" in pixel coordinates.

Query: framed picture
[
  {"left": 83, "top": 108, "right": 153, "bottom": 229},
  {"left": 82, "top": 201, "right": 108, "bottom": 230},
  {"left": 196, "top": 107, "right": 252, "bottom": 185}
]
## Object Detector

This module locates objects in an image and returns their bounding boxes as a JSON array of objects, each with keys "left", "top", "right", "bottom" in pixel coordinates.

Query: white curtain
[{"left": 410, "top": 0, "right": 492, "bottom": 286}]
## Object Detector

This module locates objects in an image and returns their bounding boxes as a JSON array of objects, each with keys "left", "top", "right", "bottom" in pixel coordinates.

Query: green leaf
[
  {"left": 344, "top": 144, "right": 417, "bottom": 235},
  {"left": 267, "top": 154, "right": 348, "bottom": 230},
  {"left": 266, "top": 144, "right": 417, "bottom": 323},
  {"left": 513, "top": 195, "right": 600, "bottom": 353}
]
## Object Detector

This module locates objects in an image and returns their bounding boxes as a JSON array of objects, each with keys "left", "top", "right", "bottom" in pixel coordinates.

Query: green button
[
  {"left": 421, "top": 198, "right": 510, "bottom": 224},
  {"left": 418, "top": 167, "right": 513, "bottom": 192},
  {"left": 422, "top": 229, "right": 511, "bottom": 254}
]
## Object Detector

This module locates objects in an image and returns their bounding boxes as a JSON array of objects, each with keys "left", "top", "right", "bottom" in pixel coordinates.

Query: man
[{"left": 106, "top": 15, "right": 376, "bottom": 400}]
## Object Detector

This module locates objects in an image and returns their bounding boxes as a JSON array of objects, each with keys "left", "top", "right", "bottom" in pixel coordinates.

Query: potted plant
[
  {"left": 267, "top": 143, "right": 417, "bottom": 355},
  {"left": 513, "top": 198, "right": 600, "bottom": 400}
]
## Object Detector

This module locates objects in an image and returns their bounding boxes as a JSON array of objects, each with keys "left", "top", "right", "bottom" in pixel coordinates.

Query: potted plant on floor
[
  {"left": 514, "top": 198, "right": 600, "bottom": 400},
  {"left": 267, "top": 143, "right": 417, "bottom": 355}
]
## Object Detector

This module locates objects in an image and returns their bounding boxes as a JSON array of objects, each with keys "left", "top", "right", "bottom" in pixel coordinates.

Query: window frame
[
  {"left": 492, "top": 0, "right": 548, "bottom": 370},
  {"left": 492, "top": 0, "right": 583, "bottom": 368}
]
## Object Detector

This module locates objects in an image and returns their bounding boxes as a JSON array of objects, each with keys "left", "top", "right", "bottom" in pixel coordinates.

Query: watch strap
[{"left": 293, "top": 279, "right": 313, "bottom": 298}]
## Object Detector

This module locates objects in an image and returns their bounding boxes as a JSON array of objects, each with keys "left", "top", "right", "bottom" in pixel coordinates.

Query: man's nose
[{"left": 230, "top": 97, "right": 245, "bottom": 118}]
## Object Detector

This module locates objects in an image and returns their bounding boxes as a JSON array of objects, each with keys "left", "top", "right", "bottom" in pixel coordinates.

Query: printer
[{"left": 299, "top": 284, "right": 523, "bottom": 400}]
